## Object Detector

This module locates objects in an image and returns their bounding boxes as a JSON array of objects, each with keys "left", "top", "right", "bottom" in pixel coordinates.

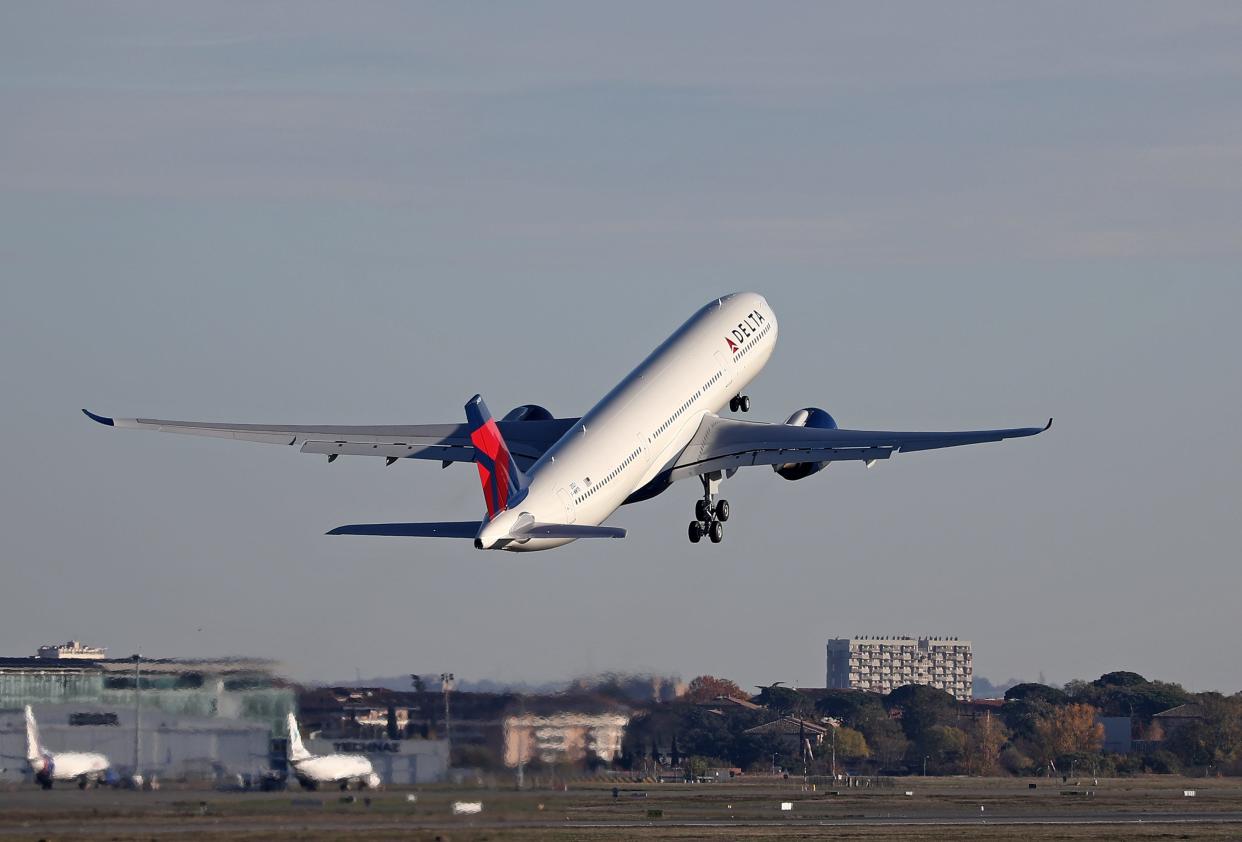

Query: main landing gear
[
  {"left": 687, "top": 472, "right": 729, "bottom": 544},
  {"left": 729, "top": 394, "right": 751, "bottom": 413}
]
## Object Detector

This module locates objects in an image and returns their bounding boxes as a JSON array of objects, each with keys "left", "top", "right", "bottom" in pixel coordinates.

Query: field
[{"left": 2, "top": 775, "right": 1241, "bottom": 840}]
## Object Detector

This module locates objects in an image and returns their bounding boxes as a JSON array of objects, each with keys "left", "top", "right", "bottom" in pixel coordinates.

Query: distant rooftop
[
  {"left": 2, "top": 650, "right": 280, "bottom": 676},
  {"left": 830, "top": 636, "right": 969, "bottom": 642},
  {"left": 744, "top": 716, "right": 829, "bottom": 737},
  {"left": 1153, "top": 703, "right": 1206, "bottom": 721}
]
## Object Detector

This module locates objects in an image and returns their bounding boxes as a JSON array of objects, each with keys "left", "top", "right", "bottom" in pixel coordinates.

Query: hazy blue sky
[{"left": 2, "top": 2, "right": 1240, "bottom": 694}]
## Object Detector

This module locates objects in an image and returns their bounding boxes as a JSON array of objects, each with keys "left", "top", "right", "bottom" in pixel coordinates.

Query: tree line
[{"left": 618, "top": 672, "right": 1242, "bottom": 777}]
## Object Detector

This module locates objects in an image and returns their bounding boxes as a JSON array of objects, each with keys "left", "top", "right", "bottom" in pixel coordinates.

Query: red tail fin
[{"left": 465, "top": 395, "right": 526, "bottom": 519}]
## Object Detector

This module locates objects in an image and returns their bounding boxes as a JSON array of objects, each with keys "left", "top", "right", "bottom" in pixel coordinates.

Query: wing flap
[
  {"left": 671, "top": 414, "right": 1049, "bottom": 478},
  {"left": 161, "top": 425, "right": 296, "bottom": 445},
  {"left": 669, "top": 445, "right": 895, "bottom": 481},
  {"left": 300, "top": 440, "right": 476, "bottom": 461}
]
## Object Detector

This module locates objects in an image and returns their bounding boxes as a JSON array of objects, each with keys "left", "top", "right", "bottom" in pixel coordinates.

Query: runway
[{"left": 4, "top": 779, "right": 1242, "bottom": 839}]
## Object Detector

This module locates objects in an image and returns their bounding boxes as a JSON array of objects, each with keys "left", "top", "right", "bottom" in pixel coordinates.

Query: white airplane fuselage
[
  {"left": 291, "top": 754, "right": 376, "bottom": 788},
  {"left": 33, "top": 751, "right": 111, "bottom": 783},
  {"left": 478, "top": 292, "right": 777, "bottom": 550}
]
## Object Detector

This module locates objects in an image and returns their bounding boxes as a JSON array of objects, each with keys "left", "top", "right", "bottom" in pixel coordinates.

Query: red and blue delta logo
[{"left": 724, "top": 309, "right": 766, "bottom": 355}]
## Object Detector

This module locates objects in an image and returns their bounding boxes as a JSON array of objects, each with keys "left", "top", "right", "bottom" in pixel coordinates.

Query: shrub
[{"left": 1000, "top": 745, "right": 1034, "bottom": 775}]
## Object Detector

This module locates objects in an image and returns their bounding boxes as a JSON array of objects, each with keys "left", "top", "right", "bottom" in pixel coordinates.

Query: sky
[{"left": 2, "top": 2, "right": 1240, "bottom": 695}]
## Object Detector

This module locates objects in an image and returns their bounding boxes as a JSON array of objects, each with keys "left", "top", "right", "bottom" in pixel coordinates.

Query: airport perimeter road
[{"left": 2, "top": 777, "right": 1242, "bottom": 840}]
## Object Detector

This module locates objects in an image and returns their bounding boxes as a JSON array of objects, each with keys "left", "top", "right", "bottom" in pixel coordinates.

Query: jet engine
[
  {"left": 501, "top": 404, "right": 554, "bottom": 422},
  {"left": 31, "top": 753, "right": 53, "bottom": 788},
  {"left": 773, "top": 407, "right": 837, "bottom": 480}
]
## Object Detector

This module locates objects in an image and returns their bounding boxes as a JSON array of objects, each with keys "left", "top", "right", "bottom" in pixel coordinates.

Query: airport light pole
[
  {"left": 821, "top": 716, "right": 839, "bottom": 781},
  {"left": 516, "top": 694, "right": 526, "bottom": 791},
  {"left": 831, "top": 724, "right": 837, "bottom": 781},
  {"left": 440, "top": 673, "right": 454, "bottom": 764},
  {"left": 799, "top": 718, "right": 807, "bottom": 780},
  {"left": 132, "top": 652, "right": 142, "bottom": 786}
]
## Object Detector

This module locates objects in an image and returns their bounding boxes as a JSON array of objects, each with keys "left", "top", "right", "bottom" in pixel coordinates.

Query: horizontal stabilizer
[
  {"left": 327, "top": 521, "right": 482, "bottom": 538},
  {"left": 326, "top": 519, "right": 625, "bottom": 541},
  {"left": 514, "top": 523, "right": 626, "bottom": 539}
]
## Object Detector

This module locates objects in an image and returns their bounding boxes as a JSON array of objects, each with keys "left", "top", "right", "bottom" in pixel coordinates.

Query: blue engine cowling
[
  {"left": 774, "top": 407, "right": 837, "bottom": 480},
  {"left": 501, "top": 404, "right": 555, "bottom": 422}
]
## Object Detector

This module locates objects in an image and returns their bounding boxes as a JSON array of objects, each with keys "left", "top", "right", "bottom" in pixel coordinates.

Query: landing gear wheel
[
  {"left": 709, "top": 521, "right": 724, "bottom": 543},
  {"left": 688, "top": 521, "right": 703, "bottom": 543},
  {"left": 715, "top": 499, "right": 730, "bottom": 522},
  {"left": 729, "top": 397, "right": 740, "bottom": 413},
  {"left": 740, "top": 395, "right": 751, "bottom": 412},
  {"left": 694, "top": 499, "right": 711, "bottom": 521},
  {"left": 78, "top": 777, "right": 89, "bottom": 790}
]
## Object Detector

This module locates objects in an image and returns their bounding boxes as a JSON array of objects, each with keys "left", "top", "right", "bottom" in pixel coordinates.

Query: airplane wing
[
  {"left": 667, "top": 414, "right": 1051, "bottom": 480},
  {"left": 82, "top": 408, "right": 577, "bottom": 469}
]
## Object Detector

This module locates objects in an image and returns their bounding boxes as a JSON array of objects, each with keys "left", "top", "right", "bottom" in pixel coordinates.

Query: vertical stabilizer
[
  {"left": 286, "top": 712, "right": 312, "bottom": 762},
  {"left": 465, "top": 395, "right": 527, "bottom": 519},
  {"left": 24, "top": 706, "right": 41, "bottom": 762}
]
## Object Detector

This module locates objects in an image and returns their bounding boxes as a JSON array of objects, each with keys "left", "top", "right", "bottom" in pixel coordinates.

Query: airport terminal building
[
  {"left": 0, "top": 644, "right": 448, "bottom": 785},
  {"left": 0, "top": 647, "right": 296, "bottom": 729},
  {"left": 0, "top": 644, "right": 297, "bottom": 782},
  {"left": 827, "top": 636, "right": 974, "bottom": 700}
]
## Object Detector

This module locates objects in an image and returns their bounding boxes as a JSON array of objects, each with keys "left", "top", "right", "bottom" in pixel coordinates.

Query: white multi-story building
[
  {"left": 37, "top": 641, "right": 107, "bottom": 660},
  {"left": 826, "top": 636, "right": 973, "bottom": 701},
  {"left": 502, "top": 712, "right": 630, "bottom": 767}
]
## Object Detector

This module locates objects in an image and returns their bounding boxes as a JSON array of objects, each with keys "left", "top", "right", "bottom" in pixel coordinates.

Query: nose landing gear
[
  {"left": 729, "top": 395, "right": 751, "bottom": 413},
  {"left": 687, "top": 472, "right": 729, "bottom": 544}
]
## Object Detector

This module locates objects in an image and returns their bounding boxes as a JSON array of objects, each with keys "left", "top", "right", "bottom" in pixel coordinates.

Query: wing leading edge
[
  {"left": 669, "top": 415, "right": 1050, "bottom": 480},
  {"left": 82, "top": 409, "right": 577, "bottom": 468}
]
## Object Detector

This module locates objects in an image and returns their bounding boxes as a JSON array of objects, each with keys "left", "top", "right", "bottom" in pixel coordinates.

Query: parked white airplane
[
  {"left": 85, "top": 292, "right": 1048, "bottom": 550},
  {"left": 24, "top": 706, "right": 112, "bottom": 789},
  {"left": 286, "top": 713, "right": 381, "bottom": 790}
]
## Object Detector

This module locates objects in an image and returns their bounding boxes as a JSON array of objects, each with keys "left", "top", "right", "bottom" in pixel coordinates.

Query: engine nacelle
[
  {"left": 774, "top": 407, "right": 837, "bottom": 480},
  {"left": 501, "top": 404, "right": 554, "bottom": 422}
]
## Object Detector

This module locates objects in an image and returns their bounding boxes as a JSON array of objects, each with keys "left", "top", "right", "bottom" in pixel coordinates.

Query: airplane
[
  {"left": 84, "top": 292, "right": 1049, "bottom": 550},
  {"left": 285, "top": 712, "right": 381, "bottom": 790},
  {"left": 24, "top": 705, "right": 113, "bottom": 789}
]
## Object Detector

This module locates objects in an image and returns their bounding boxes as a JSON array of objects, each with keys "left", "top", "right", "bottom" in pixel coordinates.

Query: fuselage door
[
  {"left": 715, "top": 350, "right": 734, "bottom": 390},
  {"left": 556, "top": 488, "right": 576, "bottom": 524}
]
